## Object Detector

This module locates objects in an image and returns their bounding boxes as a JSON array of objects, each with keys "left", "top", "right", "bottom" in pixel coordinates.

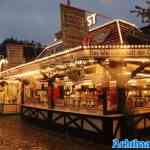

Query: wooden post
[
  {"left": 20, "top": 82, "right": 24, "bottom": 113},
  {"left": 102, "top": 87, "right": 107, "bottom": 115},
  {"left": 103, "top": 117, "right": 113, "bottom": 144},
  {"left": 48, "top": 79, "right": 55, "bottom": 108},
  {"left": 47, "top": 110, "right": 53, "bottom": 128},
  {"left": 120, "top": 116, "right": 126, "bottom": 138}
]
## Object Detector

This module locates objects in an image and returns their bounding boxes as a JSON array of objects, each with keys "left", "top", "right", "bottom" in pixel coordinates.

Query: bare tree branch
[{"left": 130, "top": 0, "right": 150, "bottom": 23}]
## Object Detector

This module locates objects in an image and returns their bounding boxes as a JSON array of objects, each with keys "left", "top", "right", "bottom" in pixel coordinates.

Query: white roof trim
[
  {"left": 118, "top": 19, "right": 138, "bottom": 29},
  {"left": 116, "top": 20, "right": 123, "bottom": 44},
  {"left": 37, "top": 40, "right": 63, "bottom": 58},
  {"left": 45, "top": 40, "right": 63, "bottom": 49},
  {"left": 89, "top": 19, "right": 139, "bottom": 32},
  {"left": 89, "top": 19, "right": 117, "bottom": 32},
  {"left": 0, "top": 46, "right": 82, "bottom": 76}
]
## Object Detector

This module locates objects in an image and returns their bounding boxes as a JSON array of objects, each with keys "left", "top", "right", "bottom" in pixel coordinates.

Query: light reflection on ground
[{"left": 0, "top": 116, "right": 111, "bottom": 150}]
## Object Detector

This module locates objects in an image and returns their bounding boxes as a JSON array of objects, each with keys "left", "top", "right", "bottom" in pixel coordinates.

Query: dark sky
[{"left": 0, "top": 0, "right": 146, "bottom": 45}]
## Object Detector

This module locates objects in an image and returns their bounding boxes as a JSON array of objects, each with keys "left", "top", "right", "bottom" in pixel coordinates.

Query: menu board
[{"left": 60, "top": 4, "right": 88, "bottom": 48}]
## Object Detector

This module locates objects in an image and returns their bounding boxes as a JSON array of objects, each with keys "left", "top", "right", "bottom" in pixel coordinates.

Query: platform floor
[{"left": 0, "top": 115, "right": 111, "bottom": 150}]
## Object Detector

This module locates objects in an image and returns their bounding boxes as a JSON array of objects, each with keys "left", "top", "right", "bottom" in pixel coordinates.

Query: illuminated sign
[{"left": 87, "top": 13, "right": 96, "bottom": 27}]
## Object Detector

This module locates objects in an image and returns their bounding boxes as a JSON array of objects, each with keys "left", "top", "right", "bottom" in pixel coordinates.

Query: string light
[
  {"left": 10, "top": 70, "right": 41, "bottom": 79},
  {"left": 124, "top": 58, "right": 150, "bottom": 63}
]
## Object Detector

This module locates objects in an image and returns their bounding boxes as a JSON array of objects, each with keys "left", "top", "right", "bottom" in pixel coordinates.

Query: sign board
[
  {"left": 87, "top": 13, "right": 97, "bottom": 27},
  {"left": 90, "top": 48, "right": 150, "bottom": 57},
  {"left": 61, "top": 4, "right": 88, "bottom": 48}
]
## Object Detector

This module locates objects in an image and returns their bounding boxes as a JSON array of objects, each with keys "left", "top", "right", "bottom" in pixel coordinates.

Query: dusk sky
[{"left": 0, "top": 0, "right": 147, "bottom": 45}]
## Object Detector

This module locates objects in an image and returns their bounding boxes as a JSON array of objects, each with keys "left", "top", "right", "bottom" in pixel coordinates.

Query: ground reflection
[{"left": 0, "top": 116, "right": 110, "bottom": 150}]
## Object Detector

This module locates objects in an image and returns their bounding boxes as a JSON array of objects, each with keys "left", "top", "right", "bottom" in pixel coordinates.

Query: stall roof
[
  {"left": 0, "top": 44, "right": 150, "bottom": 79},
  {"left": 0, "top": 19, "right": 150, "bottom": 79},
  {"left": 37, "top": 19, "right": 150, "bottom": 59},
  {"left": 37, "top": 40, "right": 64, "bottom": 59},
  {"left": 83, "top": 19, "right": 150, "bottom": 45}
]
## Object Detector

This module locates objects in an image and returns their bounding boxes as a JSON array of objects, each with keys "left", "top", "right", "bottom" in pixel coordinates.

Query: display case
[
  {"left": 22, "top": 63, "right": 110, "bottom": 115},
  {"left": 0, "top": 80, "right": 21, "bottom": 114},
  {"left": 53, "top": 77, "right": 103, "bottom": 112},
  {"left": 23, "top": 79, "right": 48, "bottom": 107},
  {"left": 127, "top": 79, "right": 150, "bottom": 113}
]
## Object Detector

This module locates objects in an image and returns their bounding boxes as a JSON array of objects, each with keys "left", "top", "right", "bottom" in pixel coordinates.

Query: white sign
[{"left": 87, "top": 13, "right": 96, "bottom": 27}]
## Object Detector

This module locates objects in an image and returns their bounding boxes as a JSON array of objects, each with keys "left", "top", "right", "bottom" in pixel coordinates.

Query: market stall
[
  {"left": 0, "top": 1, "right": 149, "bottom": 141},
  {"left": 16, "top": 47, "right": 150, "bottom": 141},
  {"left": 22, "top": 59, "right": 110, "bottom": 115},
  {"left": 0, "top": 44, "right": 150, "bottom": 142}
]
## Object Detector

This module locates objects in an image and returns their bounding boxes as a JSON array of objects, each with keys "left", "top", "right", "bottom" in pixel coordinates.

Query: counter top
[{"left": 21, "top": 104, "right": 123, "bottom": 118}]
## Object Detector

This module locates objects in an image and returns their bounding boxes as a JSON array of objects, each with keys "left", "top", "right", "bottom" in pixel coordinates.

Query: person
[
  {"left": 117, "top": 85, "right": 135, "bottom": 139},
  {"left": 48, "top": 78, "right": 55, "bottom": 108},
  {"left": 96, "top": 85, "right": 107, "bottom": 114}
]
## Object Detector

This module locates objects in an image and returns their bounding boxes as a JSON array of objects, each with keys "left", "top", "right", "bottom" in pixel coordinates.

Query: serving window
[{"left": 23, "top": 79, "right": 48, "bottom": 106}]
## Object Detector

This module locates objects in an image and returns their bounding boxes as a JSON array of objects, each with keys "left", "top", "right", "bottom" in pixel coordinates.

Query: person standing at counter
[
  {"left": 105, "top": 60, "right": 135, "bottom": 138},
  {"left": 48, "top": 78, "right": 55, "bottom": 108},
  {"left": 96, "top": 84, "right": 107, "bottom": 114}
]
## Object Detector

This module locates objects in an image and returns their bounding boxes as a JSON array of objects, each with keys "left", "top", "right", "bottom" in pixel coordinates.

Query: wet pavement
[{"left": 0, "top": 115, "right": 111, "bottom": 150}]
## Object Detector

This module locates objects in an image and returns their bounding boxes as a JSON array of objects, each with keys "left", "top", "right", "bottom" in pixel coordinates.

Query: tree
[{"left": 131, "top": 0, "right": 150, "bottom": 23}]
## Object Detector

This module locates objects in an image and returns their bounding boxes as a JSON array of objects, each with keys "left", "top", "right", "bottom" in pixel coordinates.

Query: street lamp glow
[
  {"left": 124, "top": 58, "right": 150, "bottom": 63},
  {"left": 0, "top": 58, "right": 8, "bottom": 72},
  {"left": 0, "top": 58, "right": 8, "bottom": 65}
]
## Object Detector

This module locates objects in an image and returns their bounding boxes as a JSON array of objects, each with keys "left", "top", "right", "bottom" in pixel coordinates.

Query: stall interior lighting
[
  {"left": 6, "top": 80, "right": 20, "bottom": 84},
  {"left": 42, "top": 67, "right": 55, "bottom": 73},
  {"left": 124, "top": 58, "right": 150, "bottom": 63},
  {"left": 137, "top": 73, "right": 150, "bottom": 78},
  {"left": 11, "top": 70, "right": 41, "bottom": 78},
  {"left": 146, "top": 79, "right": 150, "bottom": 83},
  {"left": 84, "top": 45, "right": 150, "bottom": 49},
  {"left": 0, "top": 59, "right": 8, "bottom": 65},
  {"left": 55, "top": 64, "right": 66, "bottom": 69},
  {"left": 81, "top": 80, "right": 93, "bottom": 84},
  {"left": 0, "top": 45, "right": 82, "bottom": 77},
  {"left": 128, "top": 79, "right": 137, "bottom": 84},
  {"left": 88, "top": 59, "right": 97, "bottom": 63},
  {"left": 124, "top": 71, "right": 131, "bottom": 75}
]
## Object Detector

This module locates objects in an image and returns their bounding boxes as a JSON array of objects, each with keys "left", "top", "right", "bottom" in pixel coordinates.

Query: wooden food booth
[
  {"left": 0, "top": 4, "right": 150, "bottom": 141},
  {"left": 0, "top": 42, "right": 150, "bottom": 142}
]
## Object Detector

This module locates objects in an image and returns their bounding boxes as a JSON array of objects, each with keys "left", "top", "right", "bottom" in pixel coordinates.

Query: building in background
[
  {"left": 0, "top": 38, "right": 44, "bottom": 71},
  {"left": 0, "top": 3, "right": 149, "bottom": 141}
]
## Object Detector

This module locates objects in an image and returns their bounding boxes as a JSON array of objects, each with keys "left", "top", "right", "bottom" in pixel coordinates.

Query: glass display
[
  {"left": 22, "top": 63, "right": 108, "bottom": 114},
  {"left": 127, "top": 79, "right": 150, "bottom": 110},
  {"left": 0, "top": 80, "right": 21, "bottom": 105},
  {"left": 24, "top": 80, "right": 48, "bottom": 107}
]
